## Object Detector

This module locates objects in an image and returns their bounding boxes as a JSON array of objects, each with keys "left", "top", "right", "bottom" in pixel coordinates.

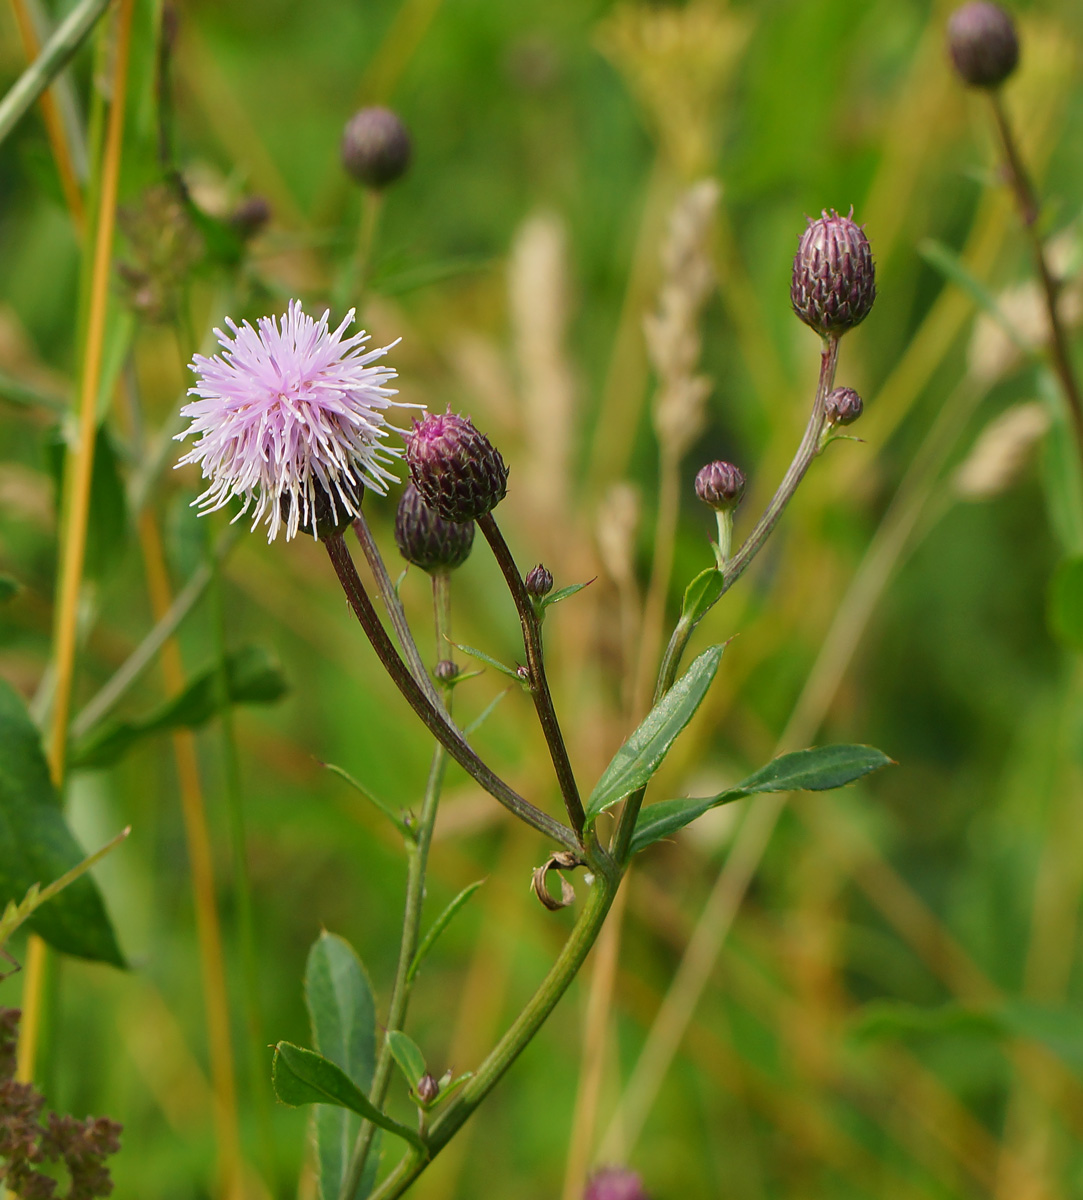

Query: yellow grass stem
[
  {"left": 137, "top": 509, "right": 245, "bottom": 1199},
  {"left": 8, "top": 0, "right": 85, "bottom": 231},
  {"left": 18, "top": 0, "right": 134, "bottom": 1094}
]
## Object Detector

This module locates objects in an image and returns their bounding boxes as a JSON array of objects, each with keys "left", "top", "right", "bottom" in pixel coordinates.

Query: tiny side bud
[
  {"left": 948, "top": 2, "right": 1019, "bottom": 89},
  {"left": 434, "top": 659, "right": 458, "bottom": 683},
  {"left": 525, "top": 564, "right": 554, "bottom": 598},
  {"left": 405, "top": 410, "right": 509, "bottom": 524},
  {"left": 416, "top": 1073, "right": 440, "bottom": 1104},
  {"left": 825, "top": 386, "right": 864, "bottom": 427},
  {"left": 341, "top": 106, "right": 413, "bottom": 189},
  {"left": 695, "top": 460, "right": 745, "bottom": 512},
  {"left": 791, "top": 210, "right": 876, "bottom": 338}
]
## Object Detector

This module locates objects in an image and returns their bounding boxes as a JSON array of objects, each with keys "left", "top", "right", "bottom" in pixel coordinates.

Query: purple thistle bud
[
  {"left": 695, "top": 460, "right": 745, "bottom": 511},
  {"left": 434, "top": 659, "right": 458, "bottom": 683},
  {"left": 394, "top": 483, "right": 475, "bottom": 572},
  {"left": 416, "top": 1073, "right": 440, "bottom": 1104},
  {"left": 825, "top": 386, "right": 864, "bottom": 426},
  {"left": 791, "top": 210, "right": 876, "bottom": 338},
  {"left": 525, "top": 563, "right": 554, "bottom": 598},
  {"left": 948, "top": 3, "right": 1019, "bottom": 89},
  {"left": 341, "top": 107, "right": 413, "bottom": 189},
  {"left": 585, "top": 1167, "right": 650, "bottom": 1200},
  {"left": 228, "top": 195, "right": 271, "bottom": 239},
  {"left": 404, "top": 411, "right": 508, "bottom": 523}
]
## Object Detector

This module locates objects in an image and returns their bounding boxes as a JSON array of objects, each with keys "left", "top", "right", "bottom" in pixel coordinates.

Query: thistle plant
[{"left": 166, "top": 199, "right": 889, "bottom": 1199}]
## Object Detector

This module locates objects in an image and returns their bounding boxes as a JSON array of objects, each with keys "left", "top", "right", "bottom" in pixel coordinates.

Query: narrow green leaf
[
  {"left": 0, "top": 369, "right": 65, "bottom": 412},
  {"left": 631, "top": 744, "right": 892, "bottom": 855},
  {"left": 1048, "top": 555, "right": 1083, "bottom": 652},
  {"left": 305, "top": 933, "right": 378, "bottom": 1200},
  {"left": 1039, "top": 371, "right": 1083, "bottom": 554},
  {"left": 386, "top": 1030, "right": 426, "bottom": 1089},
  {"left": 407, "top": 880, "right": 484, "bottom": 984},
  {"left": 918, "top": 238, "right": 1029, "bottom": 351},
  {"left": 586, "top": 645, "right": 724, "bottom": 823},
  {"left": 272, "top": 1042, "right": 424, "bottom": 1151},
  {"left": 0, "top": 680, "right": 124, "bottom": 964},
  {"left": 463, "top": 690, "right": 509, "bottom": 737},
  {"left": 71, "top": 645, "right": 288, "bottom": 768},
  {"left": 680, "top": 567, "right": 724, "bottom": 624},
  {"left": 540, "top": 580, "right": 593, "bottom": 610},
  {"left": 322, "top": 763, "right": 410, "bottom": 838},
  {"left": 0, "top": 577, "right": 18, "bottom": 605},
  {"left": 450, "top": 641, "right": 524, "bottom": 685}
]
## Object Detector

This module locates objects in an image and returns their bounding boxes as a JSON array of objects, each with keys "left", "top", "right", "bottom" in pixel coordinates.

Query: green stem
[
  {"left": 0, "top": 0, "right": 112, "bottom": 147},
  {"left": 610, "top": 335, "right": 840, "bottom": 865},
  {"left": 340, "top": 573, "right": 452, "bottom": 1198},
  {"left": 477, "top": 514, "right": 587, "bottom": 842},
  {"left": 323, "top": 533, "right": 579, "bottom": 851},
  {"left": 365, "top": 870, "right": 620, "bottom": 1200}
]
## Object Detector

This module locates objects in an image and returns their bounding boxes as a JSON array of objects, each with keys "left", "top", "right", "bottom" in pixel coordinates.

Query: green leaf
[
  {"left": 1048, "top": 555, "right": 1083, "bottom": 652},
  {"left": 407, "top": 880, "right": 484, "bottom": 984},
  {"left": 540, "top": 580, "right": 593, "bottom": 610},
  {"left": 0, "top": 680, "right": 124, "bottom": 965},
  {"left": 322, "top": 763, "right": 410, "bottom": 838},
  {"left": 1039, "top": 372, "right": 1083, "bottom": 555},
  {"left": 305, "top": 933, "right": 378, "bottom": 1200},
  {"left": 463, "top": 690, "right": 509, "bottom": 736},
  {"left": 585, "top": 645, "right": 724, "bottom": 823},
  {"left": 680, "top": 567, "right": 725, "bottom": 624},
  {"left": 450, "top": 642, "right": 525, "bottom": 685},
  {"left": 272, "top": 1042, "right": 424, "bottom": 1151},
  {"left": 0, "top": 577, "right": 18, "bottom": 605},
  {"left": 0, "top": 370, "right": 65, "bottom": 413},
  {"left": 918, "top": 239, "right": 1030, "bottom": 352},
  {"left": 631, "top": 744, "right": 892, "bottom": 855},
  {"left": 386, "top": 1030, "right": 426, "bottom": 1089},
  {"left": 71, "top": 645, "right": 288, "bottom": 768}
]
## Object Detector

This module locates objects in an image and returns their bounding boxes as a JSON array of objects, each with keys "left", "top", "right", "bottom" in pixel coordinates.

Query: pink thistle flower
[{"left": 176, "top": 300, "right": 403, "bottom": 541}]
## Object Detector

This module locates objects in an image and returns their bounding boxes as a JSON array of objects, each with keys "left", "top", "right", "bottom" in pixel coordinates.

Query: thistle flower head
[
  {"left": 948, "top": 2, "right": 1019, "bottom": 89},
  {"left": 404, "top": 410, "right": 508, "bottom": 523},
  {"left": 695, "top": 460, "right": 745, "bottom": 511},
  {"left": 394, "top": 483, "right": 475, "bottom": 573},
  {"left": 791, "top": 210, "right": 876, "bottom": 338},
  {"left": 585, "top": 1167, "right": 649, "bottom": 1200},
  {"left": 176, "top": 300, "right": 402, "bottom": 541}
]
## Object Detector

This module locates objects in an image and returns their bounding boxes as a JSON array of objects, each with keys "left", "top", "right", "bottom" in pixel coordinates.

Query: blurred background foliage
[{"left": 2, "top": 0, "right": 1083, "bottom": 1196}]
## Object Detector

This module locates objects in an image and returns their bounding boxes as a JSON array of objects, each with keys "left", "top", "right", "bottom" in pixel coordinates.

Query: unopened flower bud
[
  {"left": 948, "top": 3, "right": 1019, "bottom": 89},
  {"left": 695, "top": 461, "right": 745, "bottom": 512},
  {"left": 395, "top": 483, "right": 475, "bottom": 572},
  {"left": 434, "top": 659, "right": 458, "bottom": 683},
  {"left": 825, "top": 386, "right": 864, "bottom": 427},
  {"left": 405, "top": 411, "right": 508, "bottom": 523},
  {"left": 585, "top": 1167, "right": 649, "bottom": 1200},
  {"left": 341, "top": 107, "right": 412, "bottom": 189},
  {"left": 416, "top": 1073, "right": 440, "bottom": 1104},
  {"left": 791, "top": 210, "right": 876, "bottom": 338},
  {"left": 229, "top": 195, "right": 271, "bottom": 239},
  {"left": 525, "top": 564, "right": 554, "bottom": 598}
]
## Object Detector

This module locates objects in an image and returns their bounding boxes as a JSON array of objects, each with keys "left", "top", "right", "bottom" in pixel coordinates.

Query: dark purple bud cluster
[
  {"left": 791, "top": 210, "right": 876, "bottom": 338},
  {"left": 825, "top": 386, "right": 864, "bottom": 427},
  {"left": 525, "top": 563, "right": 554, "bottom": 598},
  {"left": 694, "top": 460, "right": 746, "bottom": 512},
  {"left": 404, "top": 411, "right": 508, "bottom": 524},
  {"left": 948, "top": 3, "right": 1019, "bottom": 89},
  {"left": 395, "top": 483, "right": 475, "bottom": 572},
  {"left": 341, "top": 106, "right": 413, "bottom": 189},
  {"left": 585, "top": 1167, "right": 650, "bottom": 1200}
]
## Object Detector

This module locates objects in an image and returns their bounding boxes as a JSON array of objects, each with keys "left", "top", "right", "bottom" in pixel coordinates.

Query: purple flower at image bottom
[
  {"left": 176, "top": 300, "right": 404, "bottom": 541},
  {"left": 585, "top": 1167, "right": 650, "bottom": 1200}
]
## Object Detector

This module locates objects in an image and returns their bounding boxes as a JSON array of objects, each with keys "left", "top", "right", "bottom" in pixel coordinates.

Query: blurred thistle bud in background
[
  {"left": 825, "top": 386, "right": 864, "bottom": 427},
  {"left": 394, "top": 483, "right": 475, "bottom": 573},
  {"left": 791, "top": 210, "right": 876, "bottom": 338},
  {"left": 404, "top": 411, "right": 509, "bottom": 523},
  {"left": 341, "top": 106, "right": 413, "bottom": 189},
  {"left": 585, "top": 1167, "right": 650, "bottom": 1200},
  {"left": 694, "top": 460, "right": 745, "bottom": 512},
  {"left": 228, "top": 195, "right": 271, "bottom": 239},
  {"left": 525, "top": 563, "right": 554, "bottom": 598},
  {"left": 947, "top": 2, "right": 1019, "bottom": 89}
]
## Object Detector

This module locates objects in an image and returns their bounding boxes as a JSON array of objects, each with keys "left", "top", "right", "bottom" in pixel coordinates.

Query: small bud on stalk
[
  {"left": 416, "top": 1073, "right": 440, "bottom": 1105},
  {"left": 525, "top": 564, "right": 554, "bottom": 598},
  {"left": 947, "top": 2, "right": 1019, "bottom": 89},
  {"left": 395, "top": 483, "right": 475, "bottom": 572},
  {"left": 228, "top": 195, "right": 271, "bottom": 239},
  {"left": 791, "top": 210, "right": 876, "bottom": 338},
  {"left": 585, "top": 1167, "right": 650, "bottom": 1200},
  {"left": 694, "top": 461, "right": 745, "bottom": 512},
  {"left": 825, "top": 386, "right": 864, "bottom": 427},
  {"left": 404, "top": 411, "right": 509, "bottom": 523},
  {"left": 434, "top": 659, "right": 458, "bottom": 683},
  {"left": 341, "top": 107, "right": 413, "bottom": 189}
]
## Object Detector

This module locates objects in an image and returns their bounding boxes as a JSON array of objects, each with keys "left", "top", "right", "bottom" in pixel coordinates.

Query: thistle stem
[
  {"left": 477, "top": 514, "right": 587, "bottom": 842},
  {"left": 323, "top": 533, "right": 578, "bottom": 851},
  {"left": 988, "top": 90, "right": 1083, "bottom": 463},
  {"left": 340, "top": 574, "right": 452, "bottom": 1200},
  {"left": 610, "top": 336, "right": 840, "bottom": 866}
]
